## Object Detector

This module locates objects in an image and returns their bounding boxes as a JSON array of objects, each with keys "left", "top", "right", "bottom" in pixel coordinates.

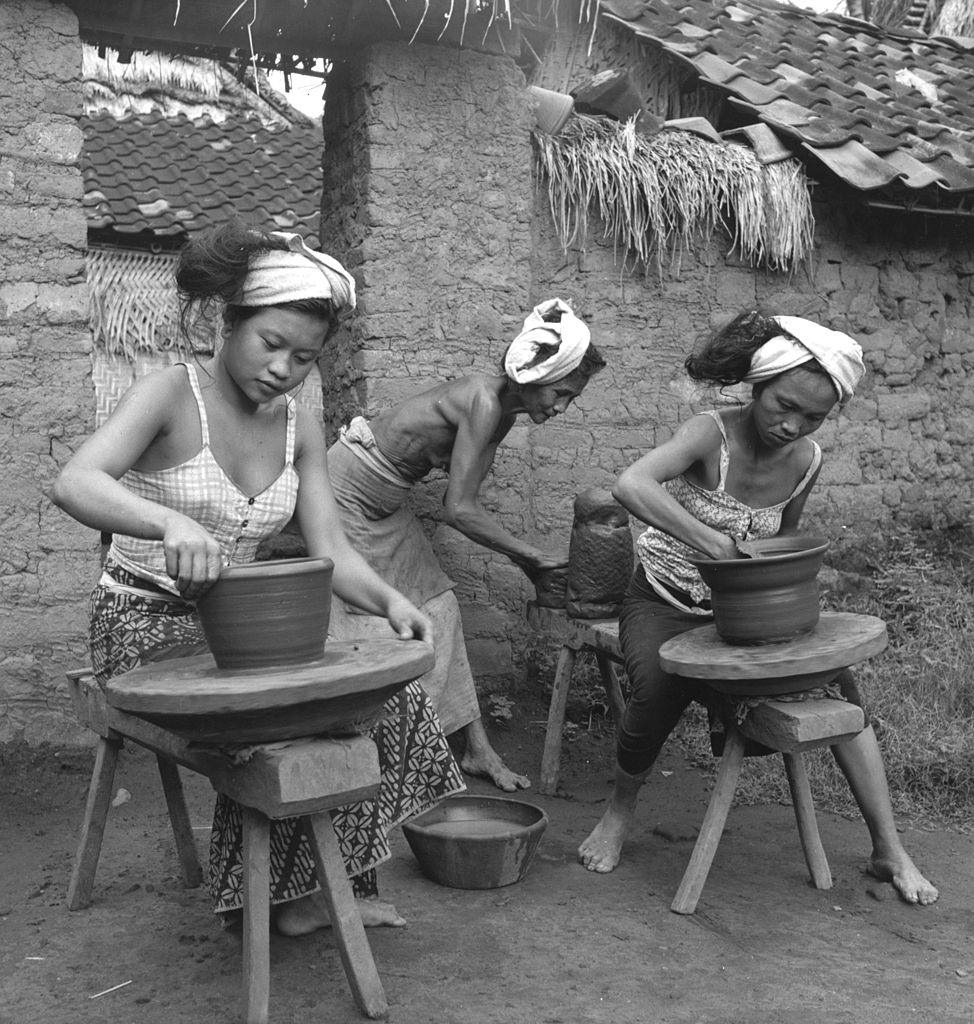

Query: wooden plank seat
[
  {"left": 65, "top": 669, "right": 389, "bottom": 1024},
  {"left": 525, "top": 602, "right": 627, "bottom": 796}
]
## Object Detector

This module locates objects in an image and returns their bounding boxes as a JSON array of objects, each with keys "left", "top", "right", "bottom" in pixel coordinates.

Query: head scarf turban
[
  {"left": 504, "top": 298, "right": 591, "bottom": 385},
  {"left": 237, "top": 231, "right": 356, "bottom": 313},
  {"left": 743, "top": 315, "right": 865, "bottom": 405}
]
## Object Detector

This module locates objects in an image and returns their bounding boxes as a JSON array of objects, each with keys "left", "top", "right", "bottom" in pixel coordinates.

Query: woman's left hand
[{"left": 386, "top": 595, "right": 433, "bottom": 643}]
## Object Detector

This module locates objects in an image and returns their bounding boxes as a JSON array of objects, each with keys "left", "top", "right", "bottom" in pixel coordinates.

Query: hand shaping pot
[
  {"left": 197, "top": 556, "right": 334, "bottom": 670},
  {"left": 689, "top": 536, "right": 829, "bottom": 646}
]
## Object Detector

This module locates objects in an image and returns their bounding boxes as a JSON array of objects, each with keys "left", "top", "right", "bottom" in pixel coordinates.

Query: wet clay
[{"left": 566, "top": 488, "right": 634, "bottom": 619}]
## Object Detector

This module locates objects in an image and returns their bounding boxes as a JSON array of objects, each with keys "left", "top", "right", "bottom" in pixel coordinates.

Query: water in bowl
[{"left": 421, "top": 818, "right": 519, "bottom": 838}]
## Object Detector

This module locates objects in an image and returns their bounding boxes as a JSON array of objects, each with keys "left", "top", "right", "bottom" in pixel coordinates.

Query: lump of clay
[{"left": 566, "top": 487, "right": 634, "bottom": 619}]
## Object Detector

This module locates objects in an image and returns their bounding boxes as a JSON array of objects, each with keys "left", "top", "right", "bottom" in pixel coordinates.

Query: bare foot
[
  {"left": 867, "top": 853, "right": 939, "bottom": 905},
  {"left": 461, "top": 749, "right": 530, "bottom": 792},
  {"left": 578, "top": 805, "right": 631, "bottom": 873},
  {"left": 274, "top": 893, "right": 407, "bottom": 936}
]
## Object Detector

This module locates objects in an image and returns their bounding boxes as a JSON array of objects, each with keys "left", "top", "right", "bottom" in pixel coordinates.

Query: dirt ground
[{"left": 2, "top": 693, "right": 972, "bottom": 1024}]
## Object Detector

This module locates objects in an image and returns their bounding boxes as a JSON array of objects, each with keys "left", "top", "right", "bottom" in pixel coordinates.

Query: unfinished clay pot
[
  {"left": 689, "top": 536, "right": 829, "bottom": 646},
  {"left": 533, "top": 566, "right": 569, "bottom": 608},
  {"left": 197, "top": 556, "right": 333, "bottom": 670},
  {"left": 566, "top": 488, "right": 634, "bottom": 619}
]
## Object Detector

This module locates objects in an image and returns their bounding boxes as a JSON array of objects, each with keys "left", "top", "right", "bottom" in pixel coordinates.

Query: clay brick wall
[
  {"left": 0, "top": 1, "right": 94, "bottom": 745},
  {"left": 320, "top": 42, "right": 974, "bottom": 685},
  {"left": 528, "top": 199, "right": 974, "bottom": 544},
  {"left": 321, "top": 43, "right": 537, "bottom": 682}
]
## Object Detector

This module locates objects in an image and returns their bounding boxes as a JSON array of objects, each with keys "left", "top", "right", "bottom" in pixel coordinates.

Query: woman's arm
[
  {"left": 293, "top": 411, "right": 431, "bottom": 641},
  {"left": 441, "top": 389, "right": 564, "bottom": 573},
  {"left": 48, "top": 369, "right": 223, "bottom": 597},
  {"left": 613, "top": 415, "right": 739, "bottom": 561}
]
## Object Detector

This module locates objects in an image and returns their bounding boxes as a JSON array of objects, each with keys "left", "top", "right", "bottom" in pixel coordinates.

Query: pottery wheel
[
  {"left": 659, "top": 612, "right": 887, "bottom": 696},
  {"left": 104, "top": 639, "right": 435, "bottom": 744}
]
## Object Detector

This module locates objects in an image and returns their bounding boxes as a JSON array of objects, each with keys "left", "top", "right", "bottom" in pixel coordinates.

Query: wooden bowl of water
[{"left": 401, "top": 795, "right": 548, "bottom": 889}]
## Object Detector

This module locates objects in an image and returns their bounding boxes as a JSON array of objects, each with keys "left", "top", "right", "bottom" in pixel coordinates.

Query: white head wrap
[
  {"left": 504, "top": 298, "right": 591, "bottom": 385},
  {"left": 744, "top": 315, "right": 865, "bottom": 405},
  {"left": 237, "top": 231, "right": 356, "bottom": 313}
]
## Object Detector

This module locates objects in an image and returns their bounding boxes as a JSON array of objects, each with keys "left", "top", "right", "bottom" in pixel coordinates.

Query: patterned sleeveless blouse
[
  {"left": 636, "top": 410, "right": 822, "bottom": 614},
  {"left": 108, "top": 363, "right": 299, "bottom": 595}
]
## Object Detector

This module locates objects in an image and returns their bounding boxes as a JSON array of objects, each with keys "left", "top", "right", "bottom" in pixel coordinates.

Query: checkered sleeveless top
[{"left": 108, "top": 363, "right": 299, "bottom": 595}]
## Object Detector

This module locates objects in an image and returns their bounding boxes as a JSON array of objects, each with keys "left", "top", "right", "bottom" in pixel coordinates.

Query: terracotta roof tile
[
  {"left": 81, "top": 110, "right": 322, "bottom": 239},
  {"left": 600, "top": 0, "right": 974, "bottom": 208}
]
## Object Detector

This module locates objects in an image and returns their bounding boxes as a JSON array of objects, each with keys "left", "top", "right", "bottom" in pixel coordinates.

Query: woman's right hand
[
  {"left": 706, "top": 534, "right": 742, "bottom": 561},
  {"left": 161, "top": 514, "right": 223, "bottom": 600}
]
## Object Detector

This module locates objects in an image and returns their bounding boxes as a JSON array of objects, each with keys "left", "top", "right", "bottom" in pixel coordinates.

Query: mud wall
[
  {"left": 0, "top": 1, "right": 94, "bottom": 745},
  {"left": 321, "top": 43, "right": 537, "bottom": 682},
  {"left": 320, "top": 42, "right": 974, "bottom": 687}
]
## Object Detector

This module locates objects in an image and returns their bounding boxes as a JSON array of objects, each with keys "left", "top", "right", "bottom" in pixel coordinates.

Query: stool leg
[
  {"left": 242, "top": 807, "right": 271, "bottom": 1024},
  {"left": 595, "top": 651, "right": 626, "bottom": 725},
  {"left": 305, "top": 813, "right": 388, "bottom": 1020},
  {"left": 782, "top": 752, "right": 832, "bottom": 890},
  {"left": 67, "top": 734, "right": 121, "bottom": 910},
  {"left": 671, "top": 728, "right": 746, "bottom": 915},
  {"left": 156, "top": 756, "right": 203, "bottom": 888},
  {"left": 539, "top": 644, "right": 577, "bottom": 796}
]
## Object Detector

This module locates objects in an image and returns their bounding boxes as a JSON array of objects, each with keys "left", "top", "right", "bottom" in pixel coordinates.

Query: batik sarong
[
  {"left": 90, "top": 561, "right": 465, "bottom": 912},
  {"left": 327, "top": 420, "right": 481, "bottom": 735}
]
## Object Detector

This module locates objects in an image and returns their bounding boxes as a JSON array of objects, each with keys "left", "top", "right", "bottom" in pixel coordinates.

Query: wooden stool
[
  {"left": 658, "top": 612, "right": 888, "bottom": 915},
  {"left": 66, "top": 671, "right": 388, "bottom": 1023},
  {"left": 526, "top": 602, "right": 627, "bottom": 795}
]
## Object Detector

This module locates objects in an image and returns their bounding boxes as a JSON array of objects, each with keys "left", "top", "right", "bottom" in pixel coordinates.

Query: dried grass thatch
[
  {"left": 88, "top": 248, "right": 216, "bottom": 360},
  {"left": 930, "top": 0, "right": 974, "bottom": 36},
  {"left": 534, "top": 114, "right": 815, "bottom": 276}
]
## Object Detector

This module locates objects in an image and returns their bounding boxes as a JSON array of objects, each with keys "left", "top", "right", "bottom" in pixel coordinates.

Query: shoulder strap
[
  {"left": 284, "top": 394, "right": 297, "bottom": 465},
  {"left": 704, "top": 409, "right": 731, "bottom": 490},
  {"left": 788, "top": 440, "right": 822, "bottom": 501},
  {"left": 181, "top": 363, "right": 210, "bottom": 447}
]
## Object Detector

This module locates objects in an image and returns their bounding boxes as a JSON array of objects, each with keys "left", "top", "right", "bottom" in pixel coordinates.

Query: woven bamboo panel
[{"left": 87, "top": 247, "right": 216, "bottom": 359}]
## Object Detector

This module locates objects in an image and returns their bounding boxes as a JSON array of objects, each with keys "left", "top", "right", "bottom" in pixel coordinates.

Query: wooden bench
[
  {"left": 525, "top": 602, "right": 627, "bottom": 795},
  {"left": 670, "top": 696, "right": 865, "bottom": 914},
  {"left": 660, "top": 613, "right": 887, "bottom": 914},
  {"left": 66, "top": 669, "right": 388, "bottom": 1024}
]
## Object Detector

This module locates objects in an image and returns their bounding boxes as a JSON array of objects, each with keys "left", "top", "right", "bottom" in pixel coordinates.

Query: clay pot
[
  {"left": 689, "top": 536, "right": 829, "bottom": 646},
  {"left": 527, "top": 85, "right": 575, "bottom": 135},
  {"left": 197, "top": 556, "right": 334, "bottom": 670},
  {"left": 402, "top": 795, "right": 548, "bottom": 890}
]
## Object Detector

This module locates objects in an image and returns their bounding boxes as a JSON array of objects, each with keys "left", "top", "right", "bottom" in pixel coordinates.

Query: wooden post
[
  {"left": 671, "top": 728, "right": 746, "bottom": 915},
  {"left": 155, "top": 756, "right": 203, "bottom": 888},
  {"left": 242, "top": 807, "right": 271, "bottom": 1024},
  {"left": 67, "top": 734, "right": 122, "bottom": 911},
  {"left": 539, "top": 644, "right": 577, "bottom": 795},
  {"left": 306, "top": 813, "right": 389, "bottom": 1020},
  {"left": 782, "top": 752, "right": 832, "bottom": 889}
]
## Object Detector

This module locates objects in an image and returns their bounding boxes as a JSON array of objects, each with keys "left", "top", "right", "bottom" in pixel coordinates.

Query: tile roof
[
  {"left": 600, "top": 0, "right": 974, "bottom": 210},
  {"left": 81, "top": 110, "right": 323, "bottom": 239}
]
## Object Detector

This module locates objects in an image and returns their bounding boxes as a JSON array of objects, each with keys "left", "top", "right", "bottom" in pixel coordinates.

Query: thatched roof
[
  {"left": 83, "top": 45, "right": 312, "bottom": 127},
  {"left": 535, "top": 115, "right": 814, "bottom": 274}
]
